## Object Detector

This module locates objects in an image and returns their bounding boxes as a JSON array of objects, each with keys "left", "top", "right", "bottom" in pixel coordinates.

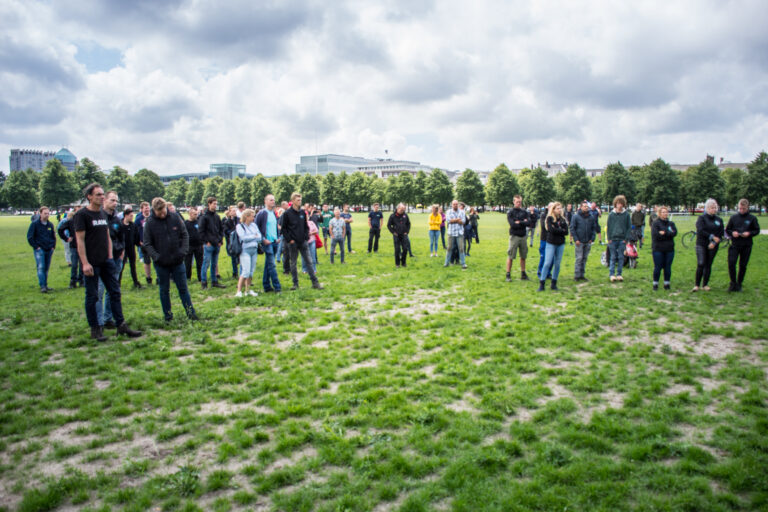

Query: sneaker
[
  {"left": 187, "top": 313, "right": 199, "bottom": 321},
  {"left": 103, "top": 320, "right": 117, "bottom": 329},
  {"left": 691, "top": 286, "right": 699, "bottom": 292},
  {"left": 728, "top": 282, "right": 736, "bottom": 292},
  {"left": 703, "top": 286, "right": 711, "bottom": 291},
  {"left": 610, "top": 276, "right": 616, "bottom": 282},
  {"left": 248, "top": 290, "right": 259, "bottom": 297},
  {"left": 116, "top": 323, "right": 142, "bottom": 338},
  {"left": 653, "top": 284, "right": 658, "bottom": 291},
  {"left": 290, "top": 285, "right": 298, "bottom": 290},
  {"left": 235, "top": 291, "right": 243, "bottom": 298},
  {"left": 521, "top": 272, "right": 529, "bottom": 281},
  {"left": 146, "top": 277, "right": 152, "bottom": 285},
  {"left": 201, "top": 282, "right": 208, "bottom": 290},
  {"left": 133, "top": 282, "right": 143, "bottom": 289},
  {"left": 663, "top": 284, "right": 670, "bottom": 290},
  {"left": 581, "top": 277, "right": 589, "bottom": 282},
  {"left": 617, "top": 276, "right": 624, "bottom": 282},
  {"left": 90, "top": 326, "right": 107, "bottom": 342},
  {"left": 164, "top": 315, "right": 174, "bottom": 323},
  {"left": 40, "top": 287, "right": 48, "bottom": 293},
  {"left": 69, "top": 282, "right": 76, "bottom": 289},
  {"left": 462, "top": 265, "right": 468, "bottom": 270},
  {"left": 505, "top": 273, "right": 511, "bottom": 282},
  {"left": 736, "top": 282, "right": 743, "bottom": 292},
  {"left": 443, "top": 263, "right": 449, "bottom": 268},
  {"left": 212, "top": 282, "right": 227, "bottom": 289},
  {"left": 312, "top": 282, "right": 324, "bottom": 290}
]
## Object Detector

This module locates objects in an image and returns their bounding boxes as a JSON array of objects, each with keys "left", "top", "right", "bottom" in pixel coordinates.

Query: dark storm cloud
[{"left": 387, "top": 56, "right": 470, "bottom": 104}]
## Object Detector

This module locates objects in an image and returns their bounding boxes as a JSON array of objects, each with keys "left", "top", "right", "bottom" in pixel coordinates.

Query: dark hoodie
[
  {"left": 651, "top": 218, "right": 677, "bottom": 253},
  {"left": 387, "top": 211, "right": 411, "bottom": 236},
  {"left": 545, "top": 216, "right": 569, "bottom": 245},
  {"left": 695, "top": 213, "right": 724, "bottom": 247},
  {"left": 143, "top": 211, "right": 189, "bottom": 267},
  {"left": 199, "top": 208, "right": 224, "bottom": 246},
  {"left": 725, "top": 211, "right": 760, "bottom": 248}
]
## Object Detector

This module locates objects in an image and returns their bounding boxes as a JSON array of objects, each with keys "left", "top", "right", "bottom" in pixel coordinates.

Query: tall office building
[
  {"left": 9, "top": 148, "right": 78, "bottom": 172},
  {"left": 209, "top": 163, "right": 245, "bottom": 180}
]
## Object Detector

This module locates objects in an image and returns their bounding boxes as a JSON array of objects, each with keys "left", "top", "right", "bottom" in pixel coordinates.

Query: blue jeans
[
  {"left": 445, "top": 235, "right": 465, "bottom": 266},
  {"left": 540, "top": 242, "right": 565, "bottom": 281},
  {"left": 537, "top": 239, "right": 552, "bottom": 279},
  {"left": 201, "top": 244, "right": 220, "bottom": 284},
  {"left": 608, "top": 240, "right": 626, "bottom": 276},
  {"left": 84, "top": 259, "right": 124, "bottom": 328},
  {"left": 330, "top": 237, "right": 345, "bottom": 263},
  {"left": 429, "top": 230, "right": 439, "bottom": 252},
  {"left": 302, "top": 240, "right": 317, "bottom": 273},
  {"left": 70, "top": 247, "right": 83, "bottom": 284},
  {"left": 275, "top": 238, "right": 282, "bottom": 263},
  {"left": 346, "top": 230, "right": 352, "bottom": 252},
  {"left": 154, "top": 262, "right": 195, "bottom": 320},
  {"left": 239, "top": 246, "right": 258, "bottom": 279},
  {"left": 97, "top": 258, "right": 122, "bottom": 325},
  {"left": 652, "top": 251, "right": 674, "bottom": 283},
  {"left": 34, "top": 248, "right": 53, "bottom": 289},
  {"left": 261, "top": 242, "right": 281, "bottom": 292}
]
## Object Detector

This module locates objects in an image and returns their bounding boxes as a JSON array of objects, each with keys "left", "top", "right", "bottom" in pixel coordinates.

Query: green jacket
[{"left": 607, "top": 210, "right": 631, "bottom": 241}]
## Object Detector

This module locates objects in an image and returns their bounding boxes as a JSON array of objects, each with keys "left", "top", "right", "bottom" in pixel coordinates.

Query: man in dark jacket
[
  {"left": 725, "top": 198, "right": 761, "bottom": 292},
  {"left": 631, "top": 203, "right": 646, "bottom": 248},
  {"left": 27, "top": 206, "right": 57, "bottom": 292},
  {"left": 184, "top": 206, "right": 204, "bottom": 283},
  {"left": 119, "top": 207, "right": 142, "bottom": 289},
  {"left": 387, "top": 203, "right": 411, "bottom": 268},
  {"left": 282, "top": 192, "right": 322, "bottom": 290},
  {"left": 222, "top": 206, "right": 240, "bottom": 279},
  {"left": 198, "top": 196, "right": 226, "bottom": 289},
  {"left": 505, "top": 195, "right": 531, "bottom": 281},
  {"left": 134, "top": 202, "right": 154, "bottom": 284},
  {"left": 527, "top": 205, "right": 539, "bottom": 247},
  {"left": 570, "top": 201, "right": 598, "bottom": 281},
  {"left": 58, "top": 207, "right": 84, "bottom": 288},
  {"left": 143, "top": 197, "right": 197, "bottom": 321}
]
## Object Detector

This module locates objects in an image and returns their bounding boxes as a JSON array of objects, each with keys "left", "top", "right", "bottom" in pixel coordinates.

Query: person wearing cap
[{"left": 119, "top": 206, "right": 142, "bottom": 288}]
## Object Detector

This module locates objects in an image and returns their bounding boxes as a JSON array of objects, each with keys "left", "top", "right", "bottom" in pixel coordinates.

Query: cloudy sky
[{"left": 2, "top": 0, "right": 767, "bottom": 176}]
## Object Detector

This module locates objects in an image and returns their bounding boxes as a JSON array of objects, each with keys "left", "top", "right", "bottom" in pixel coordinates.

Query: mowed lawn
[{"left": 0, "top": 212, "right": 767, "bottom": 512}]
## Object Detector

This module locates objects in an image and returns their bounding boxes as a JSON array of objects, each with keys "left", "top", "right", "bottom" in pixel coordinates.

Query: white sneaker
[
  {"left": 235, "top": 291, "right": 243, "bottom": 298},
  {"left": 248, "top": 290, "right": 259, "bottom": 297}
]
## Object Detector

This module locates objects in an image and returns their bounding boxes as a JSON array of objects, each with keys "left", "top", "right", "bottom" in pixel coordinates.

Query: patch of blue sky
[{"left": 75, "top": 42, "right": 123, "bottom": 73}]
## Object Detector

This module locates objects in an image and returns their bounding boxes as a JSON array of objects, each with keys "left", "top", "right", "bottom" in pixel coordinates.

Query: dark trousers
[
  {"left": 346, "top": 229, "right": 353, "bottom": 251},
  {"left": 70, "top": 247, "right": 83, "bottom": 284},
  {"left": 368, "top": 228, "right": 381, "bottom": 252},
  {"left": 652, "top": 251, "right": 674, "bottom": 283},
  {"left": 695, "top": 245, "right": 718, "bottom": 286},
  {"left": 288, "top": 241, "right": 319, "bottom": 286},
  {"left": 440, "top": 226, "right": 446, "bottom": 249},
  {"left": 154, "top": 262, "right": 195, "bottom": 320},
  {"left": 393, "top": 235, "right": 407, "bottom": 266},
  {"left": 282, "top": 239, "right": 291, "bottom": 273},
  {"left": 120, "top": 245, "right": 140, "bottom": 286},
  {"left": 728, "top": 244, "right": 752, "bottom": 285},
  {"left": 84, "top": 259, "right": 124, "bottom": 328},
  {"left": 473, "top": 226, "right": 479, "bottom": 243},
  {"left": 185, "top": 245, "right": 203, "bottom": 281}
]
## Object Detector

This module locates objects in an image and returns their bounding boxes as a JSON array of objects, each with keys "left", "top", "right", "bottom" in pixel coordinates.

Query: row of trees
[{"left": 2, "top": 152, "right": 767, "bottom": 211}]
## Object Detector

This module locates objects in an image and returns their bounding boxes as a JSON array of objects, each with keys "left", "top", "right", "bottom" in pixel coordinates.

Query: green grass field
[{"left": 1, "top": 212, "right": 767, "bottom": 512}]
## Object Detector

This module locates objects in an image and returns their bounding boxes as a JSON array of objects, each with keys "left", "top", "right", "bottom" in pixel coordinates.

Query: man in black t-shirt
[
  {"left": 73, "top": 183, "right": 142, "bottom": 342},
  {"left": 367, "top": 203, "right": 384, "bottom": 253}
]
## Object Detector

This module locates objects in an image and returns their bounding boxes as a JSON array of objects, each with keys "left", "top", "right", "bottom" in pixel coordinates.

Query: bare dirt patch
[
  {"left": 198, "top": 401, "right": 274, "bottom": 416},
  {"left": 339, "top": 359, "right": 378, "bottom": 376},
  {"left": 264, "top": 446, "right": 318, "bottom": 473},
  {"left": 446, "top": 393, "right": 481, "bottom": 415}
]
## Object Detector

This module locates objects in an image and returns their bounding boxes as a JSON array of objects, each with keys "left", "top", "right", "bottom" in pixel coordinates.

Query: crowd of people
[{"left": 25, "top": 184, "right": 761, "bottom": 340}]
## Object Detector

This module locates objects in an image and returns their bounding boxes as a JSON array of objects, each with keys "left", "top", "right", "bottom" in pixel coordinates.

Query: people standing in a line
[
  {"left": 235, "top": 209, "right": 263, "bottom": 297},
  {"left": 341, "top": 204, "right": 354, "bottom": 253},
  {"left": 692, "top": 199, "right": 724, "bottom": 292},
  {"left": 538, "top": 202, "right": 568, "bottom": 291},
  {"left": 199, "top": 197, "right": 227, "bottom": 289},
  {"left": 282, "top": 193, "right": 323, "bottom": 290},
  {"left": 119, "top": 207, "right": 142, "bottom": 289},
  {"left": 505, "top": 195, "right": 531, "bottom": 282},
  {"left": 27, "top": 206, "right": 56, "bottom": 293},
  {"left": 320, "top": 204, "right": 333, "bottom": 254},
  {"left": 73, "top": 183, "right": 141, "bottom": 341},
  {"left": 428, "top": 205, "right": 441, "bottom": 257},
  {"left": 329, "top": 208, "right": 346, "bottom": 264},
  {"left": 142, "top": 197, "right": 198, "bottom": 321},
  {"left": 607, "top": 195, "right": 631, "bottom": 282},
  {"left": 650, "top": 206, "right": 677, "bottom": 291},
  {"left": 537, "top": 203, "right": 553, "bottom": 280},
  {"left": 223, "top": 206, "right": 240, "bottom": 279},
  {"left": 255, "top": 194, "right": 282, "bottom": 293},
  {"left": 135, "top": 202, "right": 154, "bottom": 285},
  {"left": 184, "top": 206, "right": 204, "bottom": 283},
  {"left": 439, "top": 206, "right": 446, "bottom": 249},
  {"left": 469, "top": 207, "right": 480, "bottom": 243},
  {"left": 58, "top": 206, "right": 84, "bottom": 288},
  {"left": 443, "top": 200, "right": 468, "bottom": 270},
  {"left": 725, "top": 198, "right": 760, "bottom": 292},
  {"left": 368, "top": 203, "right": 384, "bottom": 253},
  {"left": 387, "top": 203, "right": 411, "bottom": 268},
  {"left": 571, "top": 200, "right": 598, "bottom": 281},
  {"left": 527, "top": 205, "right": 539, "bottom": 248},
  {"left": 95, "top": 191, "right": 125, "bottom": 329},
  {"left": 631, "top": 203, "right": 646, "bottom": 249},
  {"left": 589, "top": 202, "right": 604, "bottom": 245}
]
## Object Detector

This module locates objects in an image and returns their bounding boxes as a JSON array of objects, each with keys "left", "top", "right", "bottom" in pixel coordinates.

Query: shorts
[
  {"left": 322, "top": 227, "right": 330, "bottom": 238},
  {"left": 507, "top": 235, "right": 528, "bottom": 259}
]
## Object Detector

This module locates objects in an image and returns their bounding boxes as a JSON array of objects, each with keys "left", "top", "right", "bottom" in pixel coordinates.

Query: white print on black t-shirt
[{"left": 92, "top": 219, "right": 108, "bottom": 226}]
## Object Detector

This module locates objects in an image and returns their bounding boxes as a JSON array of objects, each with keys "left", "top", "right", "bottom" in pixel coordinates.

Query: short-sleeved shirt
[
  {"left": 265, "top": 211, "right": 278, "bottom": 242},
  {"left": 73, "top": 207, "right": 110, "bottom": 265},
  {"left": 340, "top": 212, "right": 352, "bottom": 232},
  {"left": 368, "top": 210, "right": 384, "bottom": 229},
  {"left": 321, "top": 211, "right": 333, "bottom": 229},
  {"left": 329, "top": 217, "right": 345, "bottom": 239}
]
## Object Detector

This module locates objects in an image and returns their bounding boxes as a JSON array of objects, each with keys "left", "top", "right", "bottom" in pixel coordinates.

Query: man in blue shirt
[
  {"left": 255, "top": 194, "right": 282, "bottom": 293},
  {"left": 27, "top": 206, "right": 57, "bottom": 293},
  {"left": 367, "top": 203, "right": 384, "bottom": 253}
]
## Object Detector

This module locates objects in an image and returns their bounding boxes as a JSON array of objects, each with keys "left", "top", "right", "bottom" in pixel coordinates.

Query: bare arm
[{"left": 76, "top": 230, "right": 93, "bottom": 276}]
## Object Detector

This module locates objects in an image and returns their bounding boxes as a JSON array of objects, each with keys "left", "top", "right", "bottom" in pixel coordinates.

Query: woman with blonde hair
[
  {"left": 235, "top": 209, "right": 262, "bottom": 297},
  {"left": 538, "top": 202, "right": 569, "bottom": 291},
  {"left": 428, "top": 205, "right": 441, "bottom": 257}
]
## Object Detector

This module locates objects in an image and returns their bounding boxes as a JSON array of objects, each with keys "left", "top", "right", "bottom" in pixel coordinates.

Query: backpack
[{"left": 227, "top": 229, "right": 242, "bottom": 257}]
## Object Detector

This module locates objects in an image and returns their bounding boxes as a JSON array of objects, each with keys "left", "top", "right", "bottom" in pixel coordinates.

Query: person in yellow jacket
[{"left": 428, "top": 205, "right": 442, "bottom": 257}]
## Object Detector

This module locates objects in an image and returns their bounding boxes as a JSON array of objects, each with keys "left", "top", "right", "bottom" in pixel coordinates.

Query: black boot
[
  {"left": 537, "top": 280, "right": 545, "bottom": 292},
  {"left": 90, "top": 326, "right": 107, "bottom": 342},
  {"left": 116, "top": 323, "right": 142, "bottom": 338},
  {"left": 550, "top": 279, "right": 558, "bottom": 291},
  {"left": 521, "top": 271, "right": 529, "bottom": 281}
]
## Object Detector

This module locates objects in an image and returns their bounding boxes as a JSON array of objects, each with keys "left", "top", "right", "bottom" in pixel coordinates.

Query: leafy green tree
[
  {"left": 3, "top": 169, "right": 39, "bottom": 209},
  {"left": 335, "top": 172, "right": 350, "bottom": 205},
  {"left": 203, "top": 176, "right": 224, "bottom": 201},
  {"left": 133, "top": 168, "right": 165, "bottom": 203},
  {"left": 321, "top": 172, "right": 339, "bottom": 206},
  {"left": 425, "top": 168, "right": 453, "bottom": 207},
  {"left": 455, "top": 169, "right": 485, "bottom": 206},
  {"left": 413, "top": 170, "right": 428, "bottom": 207},
  {"left": 345, "top": 172, "right": 369, "bottom": 207},
  {"left": 555, "top": 163, "right": 592, "bottom": 206},
  {"left": 680, "top": 159, "right": 725, "bottom": 210},
  {"left": 39, "top": 159, "right": 78, "bottom": 207},
  {"left": 721, "top": 167, "right": 746, "bottom": 209},
  {"left": 107, "top": 166, "right": 137, "bottom": 204},
  {"left": 637, "top": 159, "right": 680, "bottom": 207},
  {"left": 485, "top": 163, "right": 519, "bottom": 207},
  {"left": 591, "top": 175, "right": 605, "bottom": 205},
  {"left": 601, "top": 162, "right": 636, "bottom": 205},
  {"left": 234, "top": 178, "right": 252, "bottom": 205},
  {"left": 251, "top": 174, "right": 272, "bottom": 205},
  {"left": 74, "top": 158, "right": 106, "bottom": 192},
  {"left": 369, "top": 176, "right": 388, "bottom": 207},
  {"left": 397, "top": 172, "right": 416, "bottom": 209},
  {"left": 165, "top": 179, "right": 188, "bottom": 207},
  {"left": 218, "top": 180, "right": 236, "bottom": 206},
  {"left": 0, "top": 172, "right": 7, "bottom": 208},
  {"left": 518, "top": 167, "right": 555, "bottom": 207},
  {"left": 186, "top": 178, "right": 205, "bottom": 206},
  {"left": 745, "top": 151, "right": 768, "bottom": 210},
  {"left": 299, "top": 174, "right": 321, "bottom": 205},
  {"left": 273, "top": 174, "right": 297, "bottom": 203}
]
